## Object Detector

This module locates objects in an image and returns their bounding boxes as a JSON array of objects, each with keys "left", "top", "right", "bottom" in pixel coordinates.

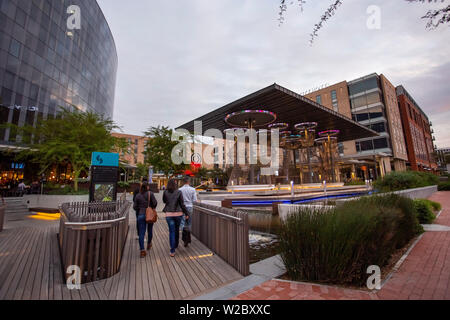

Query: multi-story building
[
  {"left": 396, "top": 86, "right": 438, "bottom": 172},
  {"left": 112, "top": 132, "right": 148, "bottom": 167},
  {"left": 437, "top": 147, "right": 450, "bottom": 174},
  {"left": 0, "top": 0, "right": 117, "bottom": 185},
  {"left": 306, "top": 73, "right": 413, "bottom": 180}
]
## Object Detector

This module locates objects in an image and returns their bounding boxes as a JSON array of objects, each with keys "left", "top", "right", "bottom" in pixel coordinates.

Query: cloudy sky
[{"left": 97, "top": 0, "right": 450, "bottom": 147}]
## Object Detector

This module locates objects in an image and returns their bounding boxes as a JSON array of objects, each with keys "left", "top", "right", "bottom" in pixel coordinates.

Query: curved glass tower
[{"left": 0, "top": 0, "right": 118, "bottom": 144}]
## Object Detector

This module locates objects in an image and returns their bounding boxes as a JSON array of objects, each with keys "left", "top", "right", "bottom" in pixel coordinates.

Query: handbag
[{"left": 145, "top": 191, "right": 158, "bottom": 223}]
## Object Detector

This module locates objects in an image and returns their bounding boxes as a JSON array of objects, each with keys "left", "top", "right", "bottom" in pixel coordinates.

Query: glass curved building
[{"left": 0, "top": 0, "right": 118, "bottom": 144}]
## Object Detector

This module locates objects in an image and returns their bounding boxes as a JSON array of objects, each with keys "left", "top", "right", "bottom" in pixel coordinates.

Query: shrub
[
  {"left": 118, "top": 181, "right": 130, "bottom": 189},
  {"left": 279, "top": 194, "right": 422, "bottom": 287},
  {"left": 438, "top": 182, "right": 450, "bottom": 191},
  {"left": 373, "top": 171, "right": 439, "bottom": 192},
  {"left": 47, "top": 186, "right": 89, "bottom": 195},
  {"left": 344, "top": 179, "right": 366, "bottom": 186},
  {"left": 413, "top": 199, "right": 437, "bottom": 224}
]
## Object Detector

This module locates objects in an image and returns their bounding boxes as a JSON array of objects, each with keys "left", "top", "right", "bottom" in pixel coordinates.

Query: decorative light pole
[
  {"left": 295, "top": 122, "right": 318, "bottom": 183},
  {"left": 224, "top": 110, "right": 277, "bottom": 184},
  {"left": 317, "top": 130, "right": 340, "bottom": 182}
]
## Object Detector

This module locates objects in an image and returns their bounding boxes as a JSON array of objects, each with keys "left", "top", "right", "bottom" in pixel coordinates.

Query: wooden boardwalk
[{"left": 0, "top": 210, "right": 243, "bottom": 300}]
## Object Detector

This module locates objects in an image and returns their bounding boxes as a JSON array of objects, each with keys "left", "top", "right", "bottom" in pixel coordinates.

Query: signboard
[
  {"left": 89, "top": 152, "right": 119, "bottom": 203},
  {"left": 91, "top": 152, "right": 119, "bottom": 167}
]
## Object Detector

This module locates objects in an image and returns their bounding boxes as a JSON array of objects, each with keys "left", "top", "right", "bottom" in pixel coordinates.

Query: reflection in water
[{"left": 242, "top": 208, "right": 281, "bottom": 264}]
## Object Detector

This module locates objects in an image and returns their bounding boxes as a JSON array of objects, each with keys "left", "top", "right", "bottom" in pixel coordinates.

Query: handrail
[
  {"left": 59, "top": 211, "right": 128, "bottom": 227},
  {"left": 193, "top": 205, "right": 242, "bottom": 222}
]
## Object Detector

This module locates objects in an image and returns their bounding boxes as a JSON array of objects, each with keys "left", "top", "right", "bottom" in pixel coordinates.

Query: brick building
[
  {"left": 305, "top": 73, "right": 410, "bottom": 180},
  {"left": 111, "top": 132, "right": 148, "bottom": 166},
  {"left": 396, "top": 86, "right": 438, "bottom": 172}
]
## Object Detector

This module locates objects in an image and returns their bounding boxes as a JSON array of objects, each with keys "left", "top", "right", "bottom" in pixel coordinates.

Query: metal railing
[
  {"left": 58, "top": 200, "right": 131, "bottom": 284},
  {"left": 192, "top": 202, "right": 249, "bottom": 276}
]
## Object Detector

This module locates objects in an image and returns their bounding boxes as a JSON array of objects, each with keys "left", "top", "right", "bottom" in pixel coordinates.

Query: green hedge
[
  {"left": 279, "top": 194, "right": 422, "bottom": 287},
  {"left": 47, "top": 186, "right": 89, "bottom": 195},
  {"left": 344, "top": 179, "right": 366, "bottom": 186},
  {"left": 438, "top": 182, "right": 450, "bottom": 191},
  {"left": 373, "top": 171, "right": 439, "bottom": 192}
]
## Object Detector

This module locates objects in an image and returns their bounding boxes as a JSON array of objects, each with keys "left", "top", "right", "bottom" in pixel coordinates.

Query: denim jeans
[
  {"left": 135, "top": 209, "right": 140, "bottom": 235},
  {"left": 166, "top": 216, "right": 182, "bottom": 254},
  {"left": 137, "top": 214, "right": 154, "bottom": 251},
  {"left": 180, "top": 207, "right": 193, "bottom": 231}
]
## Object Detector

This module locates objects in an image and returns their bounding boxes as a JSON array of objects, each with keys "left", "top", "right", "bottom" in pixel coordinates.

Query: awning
[{"left": 177, "top": 83, "right": 378, "bottom": 143}]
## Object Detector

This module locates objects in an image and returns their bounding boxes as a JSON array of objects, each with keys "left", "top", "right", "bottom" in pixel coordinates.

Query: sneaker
[{"left": 170, "top": 252, "right": 175, "bottom": 257}]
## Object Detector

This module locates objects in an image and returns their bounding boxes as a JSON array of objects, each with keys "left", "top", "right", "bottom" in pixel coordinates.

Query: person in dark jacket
[
  {"left": 163, "top": 179, "right": 189, "bottom": 257},
  {"left": 133, "top": 182, "right": 157, "bottom": 258},
  {"left": 133, "top": 178, "right": 148, "bottom": 239}
]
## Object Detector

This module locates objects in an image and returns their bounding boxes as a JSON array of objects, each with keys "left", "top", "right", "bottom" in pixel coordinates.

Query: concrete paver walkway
[{"left": 234, "top": 191, "right": 450, "bottom": 300}]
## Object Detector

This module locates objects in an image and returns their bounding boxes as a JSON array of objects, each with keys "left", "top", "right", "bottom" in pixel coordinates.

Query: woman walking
[
  {"left": 163, "top": 179, "right": 189, "bottom": 257},
  {"left": 133, "top": 183, "right": 158, "bottom": 258}
]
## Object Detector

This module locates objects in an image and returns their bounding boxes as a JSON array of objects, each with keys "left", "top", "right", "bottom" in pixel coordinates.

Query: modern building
[
  {"left": 396, "top": 85, "right": 438, "bottom": 172},
  {"left": 437, "top": 147, "right": 450, "bottom": 174},
  {"left": 305, "top": 73, "right": 433, "bottom": 179},
  {"left": 0, "top": 0, "right": 118, "bottom": 185}
]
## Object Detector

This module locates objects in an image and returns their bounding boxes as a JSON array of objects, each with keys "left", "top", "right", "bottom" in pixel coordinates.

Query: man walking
[{"left": 179, "top": 176, "right": 197, "bottom": 247}]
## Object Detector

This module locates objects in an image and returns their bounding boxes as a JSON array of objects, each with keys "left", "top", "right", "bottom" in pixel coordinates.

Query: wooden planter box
[
  {"left": 0, "top": 205, "right": 5, "bottom": 232},
  {"left": 58, "top": 201, "right": 131, "bottom": 284}
]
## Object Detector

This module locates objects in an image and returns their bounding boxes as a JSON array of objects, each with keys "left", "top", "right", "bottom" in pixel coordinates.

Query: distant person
[
  {"left": 133, "top": 178, "right": 148, "bottom": 239},
  {"left": 133, "top": 182, "right": 158, "bottom": 258},
  {"left": 179, "top": 176, "right": 197, "bottom": 247},
  {"left": 17, "top": 180, "right": 27, "bottom": 196},
  {"left": 163, "top": 179, "right": 189, "bottom": 257},
  {"left": 31, "top": 181, "right": 40, "bottom": 194}
]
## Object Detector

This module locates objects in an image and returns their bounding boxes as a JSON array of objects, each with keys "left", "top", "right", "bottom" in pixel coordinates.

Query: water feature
[{"left": 241, "top": 193, "right": 368, "bottom": 263}]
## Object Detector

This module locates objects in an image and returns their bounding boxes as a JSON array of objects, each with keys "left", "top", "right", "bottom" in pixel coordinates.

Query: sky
[{"left": 97, "top": 0, "right": 450, "bottom": 148}]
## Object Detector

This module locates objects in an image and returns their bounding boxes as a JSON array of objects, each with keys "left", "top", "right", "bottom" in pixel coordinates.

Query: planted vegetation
[
  {"left": 373, "top": 171, "right": 439, "bottom": 192},
  {"left": 279, "top": 194, "right": 423, "bottom": 287}
]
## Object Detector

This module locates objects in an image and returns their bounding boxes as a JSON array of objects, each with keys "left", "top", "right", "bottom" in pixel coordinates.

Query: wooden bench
[{"left": 58, "top": 200, "right": 131, "bottom": 284}]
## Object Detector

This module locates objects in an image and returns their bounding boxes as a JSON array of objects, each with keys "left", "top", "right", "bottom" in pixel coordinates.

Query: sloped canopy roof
[{"left": 177, "top": 83, "right": 378, "bottom": 142}]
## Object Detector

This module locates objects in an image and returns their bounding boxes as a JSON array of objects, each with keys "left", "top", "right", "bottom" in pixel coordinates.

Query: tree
[
  {"left": 8, "top": 107, "right": 128, "bottom": 191},
  {"left": 135, "top": 163, "right": 150, "bottom": 181},
  {"left": 144, "top": 126, "right": 189, "bottom": 178},
  {"left": 279, "top": 0, "right": 450, "bottom": 45}
]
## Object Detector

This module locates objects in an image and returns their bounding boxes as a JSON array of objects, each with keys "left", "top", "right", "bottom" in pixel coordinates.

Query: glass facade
[
  {"left": 348, "top": 75, "right": 392, "bottom": 155},
  {"left": 0, "top": 0, "right": 118, "bottom": 144}
]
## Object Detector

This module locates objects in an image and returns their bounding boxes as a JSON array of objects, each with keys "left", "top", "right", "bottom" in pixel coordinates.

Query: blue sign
[{"left": 91, "top": 152, "right": 119, "bottom": 167}]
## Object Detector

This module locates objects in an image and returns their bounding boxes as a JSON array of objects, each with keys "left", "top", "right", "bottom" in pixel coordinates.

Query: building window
[
  {"left": 369, "top": 122, "right": 386, "bottom": 133},
  {"left": 9, "top": 39, "right": 21, "bottom": 58},
  {"left": 373, "top": 137, "right": 389, "bottom": 149},
  {"left": 331, "top": 90, "right": 337, "bottom": 101},
  {"left": 316, "top": 95, "right": 322, "bottom": 104}
]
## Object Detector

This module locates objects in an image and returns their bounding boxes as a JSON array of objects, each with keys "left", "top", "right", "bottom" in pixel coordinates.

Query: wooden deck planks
[{"left": 0, "top": 210, "right": 243, "bottom": 300}]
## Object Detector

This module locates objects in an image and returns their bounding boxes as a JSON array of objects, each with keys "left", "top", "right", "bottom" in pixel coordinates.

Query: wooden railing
[
  {"left": 192, "top": 202, "right": 249, "bottom": 276},
  {"left": 0, "top": 205, "right": 5, "bottom": 232},
  {"left": 58, "top": 200, "right": 131, "bottom": 284}
]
